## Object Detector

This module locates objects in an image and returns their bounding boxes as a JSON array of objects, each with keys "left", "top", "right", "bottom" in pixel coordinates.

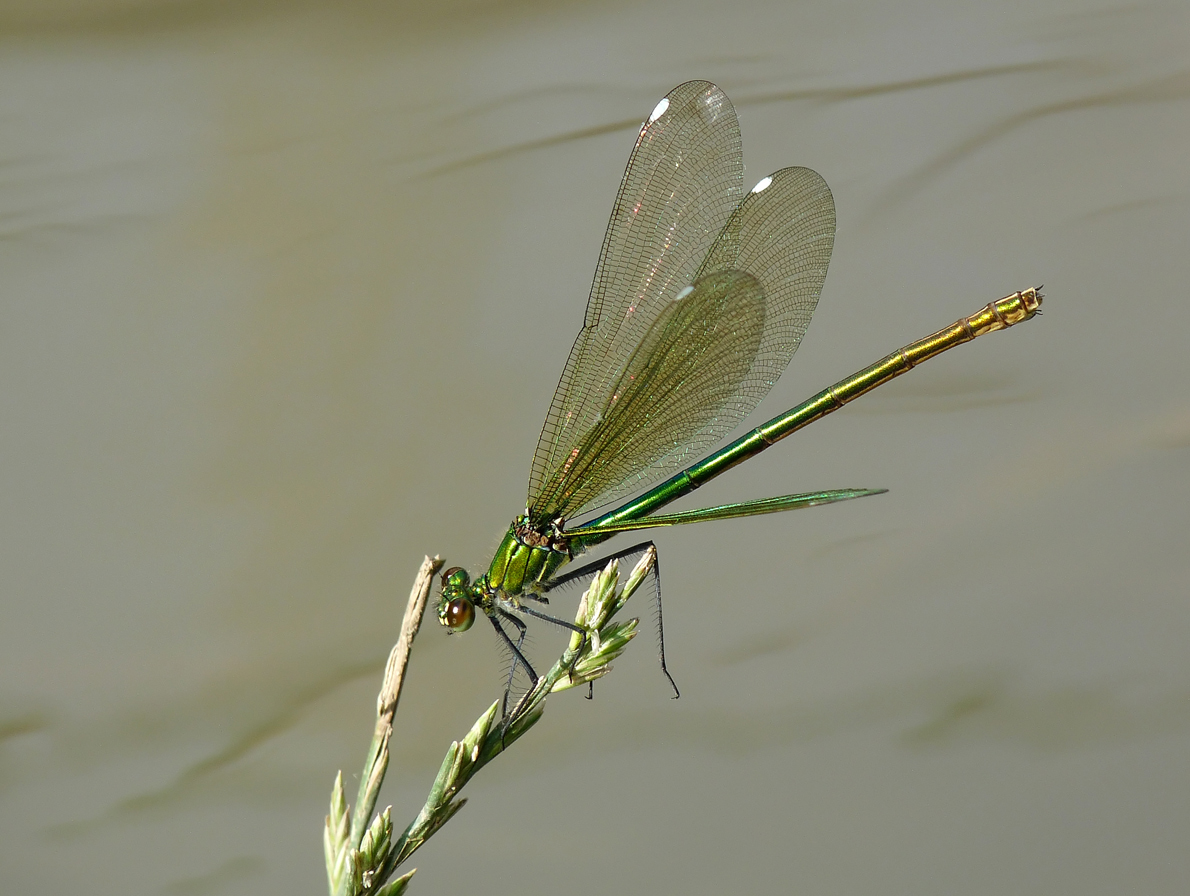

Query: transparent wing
[
  {"left": 529, "top": 98, "right": 837, "bottom": 521},
  {"left": 538, "top": 168, "right": 837, "bottom": 520},
  {"left": 528, "top": 81, "right": 744, "bottom": 513},
  {"left": 530, "top": 270, "right": 766, "bottom": 519},
  {"left": 697, "top": 167, "right": 836, "bottom": 407}
]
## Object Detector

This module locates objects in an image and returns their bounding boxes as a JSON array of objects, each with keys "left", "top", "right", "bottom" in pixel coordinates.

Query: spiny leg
[
  {"left": 650, "top": 548, "right": 679, "bottom": 698},
  {"left": 543, "top": 541, "right": 658, "bottom": 590},
  {"left": 488, "top": 611, "right": 537, "bottom": 719},
  {"left": 515, "top": 603, "right": 590, "bottom": 687},
  {"left": 547, "top": 540, "right": 679, "bottom": 698},
  {"left": 493, "top": 609, "right": 537, "bottom": 682},
  {"left": 515, "top": 602, "right": 586, "bottom": 638},
  {"left": 495, "top": 606, "right": 586, "bottom": 727},
  {"left": 499, "top": 613, "right": 528, "bottom": 709},
  {"left": 499, "top": 609, "right": 532, "bottom": 717},
  {"left": 493, "top": 602, "right": 591, "bottom": 726}
]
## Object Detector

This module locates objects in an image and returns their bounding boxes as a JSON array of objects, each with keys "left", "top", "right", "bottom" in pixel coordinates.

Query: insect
[{"left": 436, "top": 80, "right": 1041, "bottom": 709}]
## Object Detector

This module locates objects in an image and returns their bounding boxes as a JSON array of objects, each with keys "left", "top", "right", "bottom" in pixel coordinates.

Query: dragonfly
[{"left": 436, "top": 80, "right": 1041, "bottom": 708}]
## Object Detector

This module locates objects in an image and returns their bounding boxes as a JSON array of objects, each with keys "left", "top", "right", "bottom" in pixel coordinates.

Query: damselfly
[{"left": 436, "top": 81, "right": 1041, "bottom": 710}]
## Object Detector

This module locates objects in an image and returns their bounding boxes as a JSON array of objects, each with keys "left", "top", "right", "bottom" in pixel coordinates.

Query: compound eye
[{"left": 441, "top": 597, "right": 475, "bottom": 632}]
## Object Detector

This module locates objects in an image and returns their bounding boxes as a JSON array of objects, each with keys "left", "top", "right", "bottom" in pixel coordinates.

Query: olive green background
[{"left": 2, "top": 1, "right": 1188, "bottom": 893}]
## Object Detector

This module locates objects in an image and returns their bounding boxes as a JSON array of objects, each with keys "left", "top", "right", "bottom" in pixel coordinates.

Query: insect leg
[
  {"left": 515, "top": 603, "right": 589, "bottom": 686},
  {"left": 547, "top": 540, "right": 679, "bottom": 698},
  {"left": 543, "top": 542, "right": 651, "bottom": 590},
  {"left": 516, "top": 602, "right": 586, "bottom": 638},
  {"left": 651, "top": 547, "right": 679, "bottom": 699},
  {"left": 489, "top": 611, "right": 537, "bottom": 718}
]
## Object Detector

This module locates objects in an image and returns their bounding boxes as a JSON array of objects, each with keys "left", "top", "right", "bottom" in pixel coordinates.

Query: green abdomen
[{"left": 486, "top": 525, "right": 569, "bottom": 595}]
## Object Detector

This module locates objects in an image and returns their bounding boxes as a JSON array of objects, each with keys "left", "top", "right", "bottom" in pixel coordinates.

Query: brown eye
[{"left": 441, "top": 597, "right": 475, "bottom": 632}]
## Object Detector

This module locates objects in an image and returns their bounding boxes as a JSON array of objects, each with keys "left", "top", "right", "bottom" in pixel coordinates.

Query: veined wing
[
  {"left": 530, "top": 270, "right": 766, "bottom": 519},
  {"left": 543, "top": 167, "right": 835, "bottom": 518},
  {"left": 696, "top": 166, "right": 835, "bottom": 399},
  {"left": 528, "top": 81, "right": 744, "bottom": 518}
]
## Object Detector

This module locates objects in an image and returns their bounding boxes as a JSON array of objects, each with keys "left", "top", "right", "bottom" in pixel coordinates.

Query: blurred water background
[{"left": 1, "top": 1, "right": 1188, "bottom": 893}]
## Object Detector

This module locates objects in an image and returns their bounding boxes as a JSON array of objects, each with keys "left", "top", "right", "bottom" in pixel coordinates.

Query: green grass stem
[{"left": 324, "top": 547, "right": 655, "bottom": 895}]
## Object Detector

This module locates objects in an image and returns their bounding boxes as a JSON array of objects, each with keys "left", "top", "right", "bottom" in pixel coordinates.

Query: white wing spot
[
  {"left": 648, "top": 98, "right": 669, "bottom": 124},
  {"left": 751, "top": 176, "right": 774, "bottom": 194},
  {"left": 675, "top": 285, "right": 695, "bottom": 301}
]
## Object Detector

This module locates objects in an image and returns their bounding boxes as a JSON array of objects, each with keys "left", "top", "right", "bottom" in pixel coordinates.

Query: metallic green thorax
[
  {"left": 486, "top": 517, "right": 571, "bottom": 595},
  {"left": 437, "top": 515, "right": 572, "bottom": 631}
]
